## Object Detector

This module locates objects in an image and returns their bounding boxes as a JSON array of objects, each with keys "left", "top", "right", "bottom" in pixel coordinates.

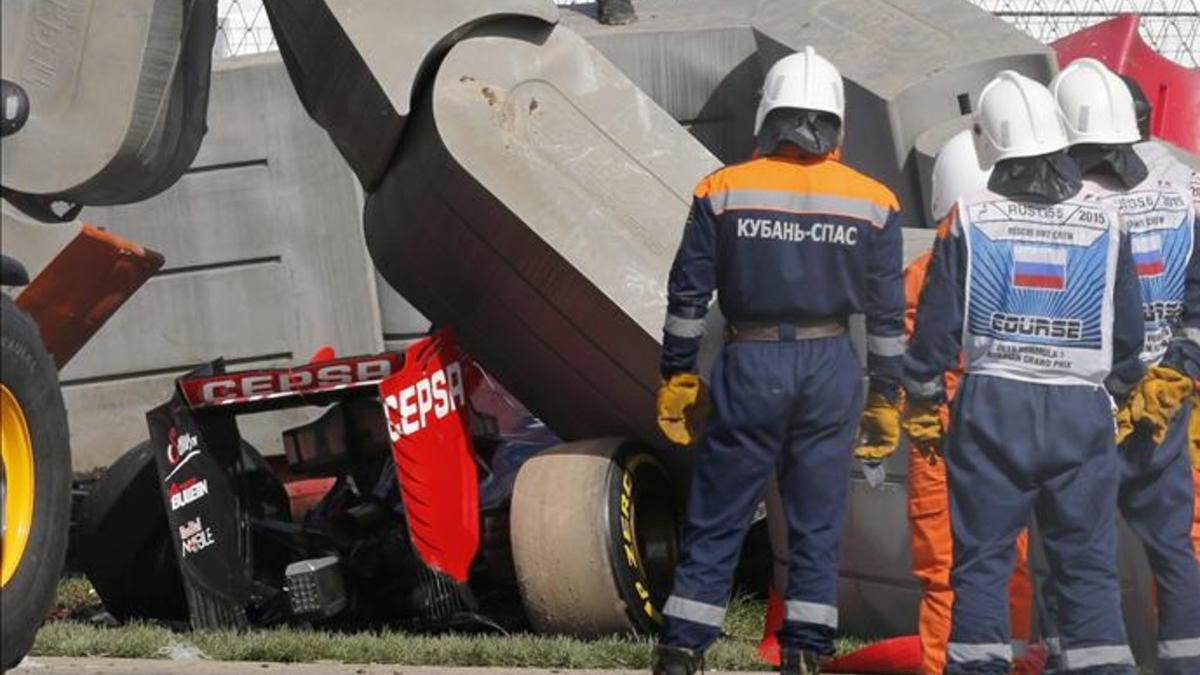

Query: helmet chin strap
[
  {"left": 1068, "top": 143, "right": 1149, "bottom": 190},
  {"left": 988, "top": 150, "right": 1084, "bottom": 204},
  {"left": 756, "top": 109, "right": 841, "bottom": 157}
]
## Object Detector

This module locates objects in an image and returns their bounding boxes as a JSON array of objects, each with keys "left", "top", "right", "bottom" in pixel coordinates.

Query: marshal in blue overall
[
  {"left": 904, "top": 71, "right": 1144, "bottom": 675},
  {"left": 652, "top": 48, "right": 904, "bottom": 675},
  {"left": 1045, "top": 58, "right": 1200, "bottom": 675}
]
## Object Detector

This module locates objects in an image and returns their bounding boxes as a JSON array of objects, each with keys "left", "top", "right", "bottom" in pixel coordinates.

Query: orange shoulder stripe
[{"left": 703, "top": 158, "right": 899, "bottom": 212}]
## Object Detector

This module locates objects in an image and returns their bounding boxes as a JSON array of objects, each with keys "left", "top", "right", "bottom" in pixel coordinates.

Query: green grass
[
  {"left": 36, "top": 580, "right": 865, "bottom": 670},
  {"left": 49, "top": 576, "right": 105, "bottom": 620}
]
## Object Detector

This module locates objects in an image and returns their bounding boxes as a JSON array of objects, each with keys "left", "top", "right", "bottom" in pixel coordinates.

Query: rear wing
[
  {"left": 177, "top": 352, "right": 403, "bottom": 414},
  {"left": 147, "top": 331, "right": 482, "bottom": 627}
]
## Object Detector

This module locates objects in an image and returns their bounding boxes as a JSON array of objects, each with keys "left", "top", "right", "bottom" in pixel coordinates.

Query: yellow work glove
[
  {"left": 1130, "top": 366, "right": 1194, "bottom": 445},
  {"left": 1114, "top": 403, "right": 1135, "bottom": 445},
  {"left": 902, "top": 398, "right": 946, "bottom": 463},
  {"left": 656, "top": 373, "right": 711, "bottom": 447},
  {"left": 1189, "top": 391, "right": 1200, "bottom": 470},
  {"left": 855, "top": 392, "right": 902, "bottom": 462}
]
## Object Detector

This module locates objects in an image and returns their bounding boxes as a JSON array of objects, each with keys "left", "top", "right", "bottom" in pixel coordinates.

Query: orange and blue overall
[{"left": 660, "top": 149, "right": 904, "bottom": 657}]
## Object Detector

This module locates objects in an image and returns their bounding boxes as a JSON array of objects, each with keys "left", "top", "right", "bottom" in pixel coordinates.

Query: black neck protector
[
  {"left": 1069, "top": 143, "right": 1148, "bottom": 190},
  {"left": 756, "top": 108, "right": 840, "bottom": 158},
  {"left": 988, "top": 150, "right": 1083, "bottom": 204}
]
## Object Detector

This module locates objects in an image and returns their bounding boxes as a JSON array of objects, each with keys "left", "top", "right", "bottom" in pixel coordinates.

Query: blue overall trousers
[{"left": 660, "top": 332, "right": 862, "bottom": 656}]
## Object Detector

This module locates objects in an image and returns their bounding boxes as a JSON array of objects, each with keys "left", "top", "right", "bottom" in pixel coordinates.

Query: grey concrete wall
[{"left": 43, "top": 54, "right": 428, "bottom": 471}]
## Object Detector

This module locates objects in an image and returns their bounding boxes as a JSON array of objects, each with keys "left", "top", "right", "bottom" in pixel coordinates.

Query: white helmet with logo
[
  {"left": 930, "top": 129, "right": 992, "bottom": 222},
  {"left": 973, "top": 70, "right": 1069, "bottom": 167},
  {"left": 754, "top": 46, "right": 845, "bottom": 134},
  {"left": 1050, "top": 58, "right": 1141, "bottom": 146}
]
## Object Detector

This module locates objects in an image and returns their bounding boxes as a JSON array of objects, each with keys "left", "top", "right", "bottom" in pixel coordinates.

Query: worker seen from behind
[
  {"left": 901, "top": 70, "right": 1144, "bottom": 675},
  {"left": 888, "top": 130, "right": 1034, "bottom": 675},
  {"left": 1046, "top": 59, "right": 1200, "bottom": 675},
  {"left": 1121, "top": 74, "right": 1200, "bottom": 568},
  {"left": 652, "top": 46, "right": 904, "bottom": 675}
]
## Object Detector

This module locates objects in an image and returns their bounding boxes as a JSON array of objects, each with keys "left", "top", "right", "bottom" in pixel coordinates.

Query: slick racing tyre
[
  {"left": 510, "top": 438, "right": 677, "bottom": 636},
  {"left": 76, "top": 441, "right": 187, "bottom": 624},
  {"left": 1, "top": 294, "right": 71, "bottom": 670}
]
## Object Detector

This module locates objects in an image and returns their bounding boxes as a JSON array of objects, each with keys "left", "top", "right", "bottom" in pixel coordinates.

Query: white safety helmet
[
  {"left": 930, "top": 129, "right": 992, "bottom": 222},
  {"left": 972, "top": 70, "right": 1069, "bottom": 168},
  {"left": 1050, "top": 58, "right": 1141, "bottom": 146},
  {"left": 754, "top": 46, "right": 845, "bottom": 134}
]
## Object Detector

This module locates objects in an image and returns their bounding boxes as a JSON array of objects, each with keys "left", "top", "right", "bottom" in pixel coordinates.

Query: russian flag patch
[
  {"left": 1132, "top": 234, "right": 1165, "bottom": 277},
  {"left": 1012, "top": 245, "right": 1067, "bottom": 291}
]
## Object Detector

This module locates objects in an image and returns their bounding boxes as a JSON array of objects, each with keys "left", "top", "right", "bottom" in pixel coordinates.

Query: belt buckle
[{"left": 778, "top": 324, "right": 796, "bottom": 341}]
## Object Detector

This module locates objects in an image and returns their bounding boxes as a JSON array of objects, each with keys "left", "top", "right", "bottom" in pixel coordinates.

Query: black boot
[
  {"left": 651, "top": 644, "right": 703, "bottom": 675},
  {"left": 597, "top": 0, "right": 637, "bottom": 26},
  {"left": 780, "top": 647, "right": 822, "bottom": 675}
]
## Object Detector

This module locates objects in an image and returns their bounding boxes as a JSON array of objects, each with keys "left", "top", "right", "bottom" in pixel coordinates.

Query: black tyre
[
  {"left": 510, "top": 438, "right": 677, "bottom": 636},
  {"left": 76, "top": 441, "right": 187, "bottom": 623},
  {"left": 1, "top": 294, "right": 71, "bottom": 670},
  {"left": 77, "top": 439, "right": 288, "bottom": 625}
]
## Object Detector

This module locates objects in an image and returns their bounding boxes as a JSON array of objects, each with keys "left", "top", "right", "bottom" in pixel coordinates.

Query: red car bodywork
[
  {"left": 174, "top": 330, "right": 487, "bottom": 586},
  {"left": 379, "top": 331, "right": 482, "bottom": 583}
]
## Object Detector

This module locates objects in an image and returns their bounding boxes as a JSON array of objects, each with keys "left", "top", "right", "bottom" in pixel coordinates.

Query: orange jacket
[{"left": 905, "top": 251, "right": 961, "bottom": 400}]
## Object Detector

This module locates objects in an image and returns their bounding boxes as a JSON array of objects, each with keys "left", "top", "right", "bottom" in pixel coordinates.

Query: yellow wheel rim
[{"left": 1, "top": 383, "right": 36, "bottom": 587}]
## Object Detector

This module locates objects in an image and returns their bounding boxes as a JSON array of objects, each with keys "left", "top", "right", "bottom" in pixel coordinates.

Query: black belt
[{"left": 724, "top": 319, "right": 847, "bottom": 342}]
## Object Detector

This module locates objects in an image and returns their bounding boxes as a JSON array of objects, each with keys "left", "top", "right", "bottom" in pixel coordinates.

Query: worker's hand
[
  {"left": 656, "top": 373, "right": 711, "bottom": 447},
  {"left": 1189, "top": 391, "right": 1200, "bottom": 470},
  {"left": 1130, "top": 366, "right": 1194, "bottom": 445},
  {"left": 902, "top": 398, "right": 946, "bottom": 463},
  {"left": 855, "top": 392, "right": 902, "bottom": 463}
]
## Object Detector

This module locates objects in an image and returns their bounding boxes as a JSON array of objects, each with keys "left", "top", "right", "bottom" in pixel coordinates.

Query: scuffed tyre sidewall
[
  {"left": 0, "top": 294, "right": 71, "bottom": 670},
  {"left": 605, "top": 448, "right": 675, "bottom": 635},
  {"left": 77, "top": 440, "right": 188, "bottom": 624}
]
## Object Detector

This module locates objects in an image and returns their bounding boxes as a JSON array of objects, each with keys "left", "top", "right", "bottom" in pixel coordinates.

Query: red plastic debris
[
  {"left": 824, "top": 635, "right": 922, "bottom": 674},
  {"left": 763, "top": 594, "right": 923, "bottom": 674},
  {"left": 309, "top": 345, "right": 337, "bottom": 363},
  {"left": 757, "top": 587, "right": 785, "bottom": 666}
]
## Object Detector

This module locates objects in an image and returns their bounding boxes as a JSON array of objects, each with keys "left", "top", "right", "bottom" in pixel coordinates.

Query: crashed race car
[{"left": 73, "top": 328, "right": 691, "bottom": 634}]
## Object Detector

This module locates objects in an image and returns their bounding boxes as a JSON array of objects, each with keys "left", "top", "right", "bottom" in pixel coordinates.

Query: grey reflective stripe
[
  {"left": 710, "top": 189, "right": 890, "bottom": 227},
  {"left": 1062, "top": 645, "right": 1134, "bottom": 669},
  {"left": 1159, "top": 637, "right": 1200, "bottom": 660},
  {"left": 1043, "top": 638, "right": 1065, "bottom": 674},
  {"left": 1183, "top": 327, "right": 1200, "bottom": 347},
  {"left": 947, "top": 642, "right": 1012, "bottom": 663},
  {"left": 784, "top": 601, "right": 837, "bottom": 628},
  {"left": 665, "top": 314, "right": 706, "bottom": 339},
  {"left": 663, "top": 596, "right": 725, "bottom": 628},
  {"left": 1011, "top": 640, "right": 1028, "bottom": 657},
  {"left": 902, "top": 375, "right": 943, "bottom": 399},
  {"left": 867, "top": 334, "right": 906, "bottom": 357}
]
